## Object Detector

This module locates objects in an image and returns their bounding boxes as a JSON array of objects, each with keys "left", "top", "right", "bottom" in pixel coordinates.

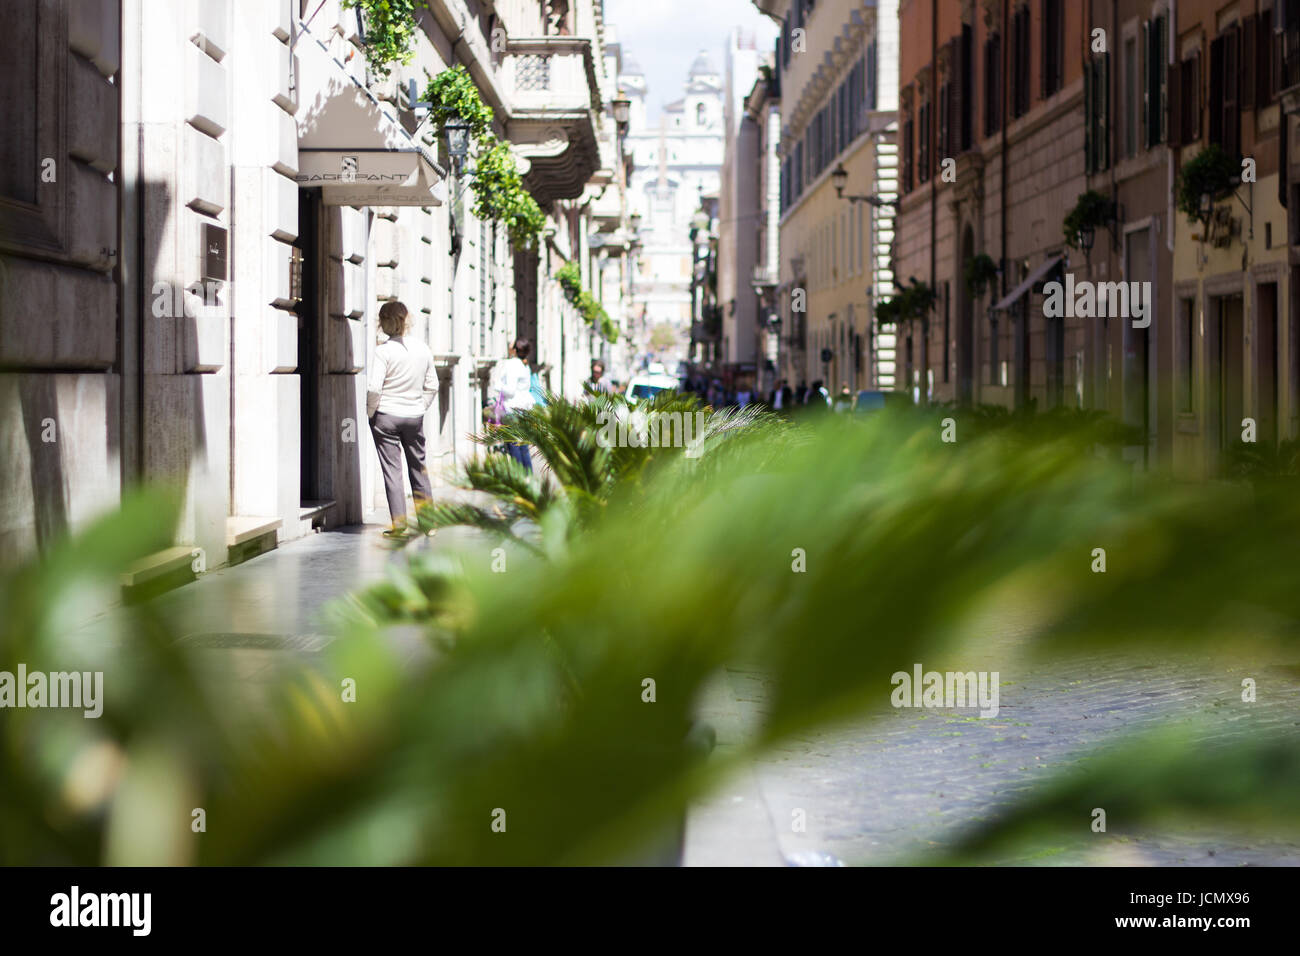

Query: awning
[
  {"left": 293, "top": 25, "right": 446, "bottom": 206},
  {"left": 991, "top": 255, "right": 1064, "bottom": 312}
]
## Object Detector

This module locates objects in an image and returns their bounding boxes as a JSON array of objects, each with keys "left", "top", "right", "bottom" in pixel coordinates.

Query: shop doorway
[
  {"left": 1256, "top": 282, "right": 1279, "bottom": 445},
  {"left": 1209, "top": 293, "right": 1245, "bottom": 469},
  {"left": 295, "top": 189, "right": 323, "bottom": 501}
]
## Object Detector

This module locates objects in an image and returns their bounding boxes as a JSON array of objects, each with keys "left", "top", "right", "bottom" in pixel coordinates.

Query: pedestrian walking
[
  {"left": 489, "top": 337, "right": 537, "bottom": 472},
  {"left": 585, "top": 359, "right": 611, "bottom": 393},
  {"left": 367, "top": 300, "right": 436, "bottom": 536},
  {"left": 833, "top": 382, "right": 853, "bottom": 412}
]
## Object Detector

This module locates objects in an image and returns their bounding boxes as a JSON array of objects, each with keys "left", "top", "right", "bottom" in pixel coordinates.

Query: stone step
[{"left": 120, "top": 545, "right": 203, "bottom": 588}]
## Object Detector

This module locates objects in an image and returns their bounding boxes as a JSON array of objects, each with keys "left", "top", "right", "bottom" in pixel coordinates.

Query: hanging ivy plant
[
  {"left": 423, "top": 68, "right": 544, "bottom": 250},
  {"left": 424, "top": 65, "right": 495, "bottom": 138},
  {"left": 470, "top": 140, "right": 545, "bottom": 250},
  {"left": 1062, "top": 190, "right": 1113, "bottom": 248},
  {"left": 556, "top": 260, "right": 617, "bottom": 342},
  {"left": 342, "top": 0, "right": 427, "bottom": 79},
  {"left": 964, "top": 253, "right": 999, "bottom": 299},
  {"left": 1176, "top": 144, "right": 1238, "bottom": 226},
  {"left": 877, "top": 279, "right": 936, "bottom": 327}
]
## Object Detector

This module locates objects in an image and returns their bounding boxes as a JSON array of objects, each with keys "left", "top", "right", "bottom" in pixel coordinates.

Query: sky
[{"left": 604, "top": 0, "right": 779, "bottom": 120}]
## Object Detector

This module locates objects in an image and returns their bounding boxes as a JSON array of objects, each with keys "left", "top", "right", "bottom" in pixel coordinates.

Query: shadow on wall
[{"left": 138, "top": 177, "right": 208, "bottom": 553}]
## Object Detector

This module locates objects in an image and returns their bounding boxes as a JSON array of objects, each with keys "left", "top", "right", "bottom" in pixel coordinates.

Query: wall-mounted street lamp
[
  {"left": 443, "top": 112, "right": 471, "bottom": 172},
  {"left": 830, "top": 163, "right": 897, "bottom": 208},
  {"left": 611, "top": 93, "right": 631, "bottom": 136},
  {"left": 1076, "top": 225, "right": 1095, "bottom": 255}
]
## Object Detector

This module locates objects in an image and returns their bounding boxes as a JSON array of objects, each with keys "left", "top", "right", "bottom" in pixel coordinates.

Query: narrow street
[{"left": 76, "top": 520, "right": 1300, "bottom": 868}]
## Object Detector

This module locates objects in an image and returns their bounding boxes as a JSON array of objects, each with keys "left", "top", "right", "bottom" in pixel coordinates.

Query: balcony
[{"left": 501, "top": 37, "right": 602, "bottom": 204}]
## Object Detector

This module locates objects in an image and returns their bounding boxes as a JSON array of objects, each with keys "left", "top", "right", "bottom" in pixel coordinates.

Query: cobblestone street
[
  {"left": 74, "top": 523, "right": 1300, "bottom": 867},
  {"left": 687, "top": 610, "right": 1300, "bottom": 866}
]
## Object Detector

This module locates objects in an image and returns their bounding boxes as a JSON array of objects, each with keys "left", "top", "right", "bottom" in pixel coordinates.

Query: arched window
[{"left": 696, "top": 103, "right": 706, "bottom": 126}]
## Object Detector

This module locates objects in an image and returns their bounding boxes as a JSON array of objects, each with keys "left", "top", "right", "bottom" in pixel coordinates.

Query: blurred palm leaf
[{"left": 4, "top": 407, "right": 1300, "bottom": 865}]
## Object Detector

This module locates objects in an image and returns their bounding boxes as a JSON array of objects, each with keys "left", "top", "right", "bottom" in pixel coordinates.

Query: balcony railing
[{"left": 501, "top": 37, "right": 601, "bottom": 115}]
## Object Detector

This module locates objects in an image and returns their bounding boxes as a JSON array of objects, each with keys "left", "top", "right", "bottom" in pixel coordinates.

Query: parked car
[{"left": 626, "top": 372, "right": 680, "bottom": 401}]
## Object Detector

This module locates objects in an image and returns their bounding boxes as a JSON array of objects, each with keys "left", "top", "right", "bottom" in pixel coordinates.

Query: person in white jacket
[
  {"left": 366, "top": 301, "right": 437, "bottom": 534},
  {"left": 488, "top": 338, "right": 536, "bottom": 472}
]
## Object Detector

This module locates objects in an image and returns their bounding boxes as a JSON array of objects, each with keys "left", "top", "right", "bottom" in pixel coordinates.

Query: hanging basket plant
[
  {"left": 556, "top": 260, "right": 618, "bottom": 342},
  {"left": 423, "top": 67, "right": 545, "bottom": 250},
  {"left": 964, "top": 253, "right": 999, "bottom": 299},
  {"left": 470, "top": 140, "right": 546, "bottom": 250},
  {"left": 424, "top": 64, "right": 495, "bottom": 138},
  {"left": 342, "top": 0, "right": 427, "bottom": 79},
  {"left": 877, "top": 278, "right": 936, "bottom": 327},
  {"left": 1176, "top": 144, "right": 1238, "bottom": 227},
  {"left": 1062, "top": 190, "right": 1113, "bottom": 248}
]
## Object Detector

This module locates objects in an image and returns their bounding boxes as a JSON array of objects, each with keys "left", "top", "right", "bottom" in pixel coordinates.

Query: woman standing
[
  {"left": 489, "top": 338, "right": 536, "bottom": 472},
  {"left": 366, "top": 301, "right": 437, "bottom": 535}
]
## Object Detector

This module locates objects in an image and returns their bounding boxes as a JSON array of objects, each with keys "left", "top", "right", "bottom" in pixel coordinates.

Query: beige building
[{"left": 759, "top": 0, "right": 899, "bottom": 395}]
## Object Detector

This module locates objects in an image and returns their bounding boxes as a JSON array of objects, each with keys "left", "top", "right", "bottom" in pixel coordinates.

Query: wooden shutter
[
  {"left": 1167, "top": 61, "right": 1182, "bottom": 147},
  {"left": 1040, "top": 0, "right": 1048, "bottom": 97},
  {"left": 1258, "top": 10, "right": 1274, "bottom": 106},
  {"left": 948, "top": 37, "right": 961, "bottom": 155},
  {"left": 1084, "top": 59, "right": 1093, "bottom": 172},
  {"left": 1242, "top": 15, "right": 1257, "bottom": 109},
  {"left": 1102, "top": 52, "right": 1110, "bottom": 169},
  {"left": 1226, "top": 26, "right": 1240, "bottom": 159},
  {"left": 1209, "top": 35, "right": 1223, "bottom": 146},
  {"left": 1281, "top": 112, "right": 1289, "bottom": 207}
]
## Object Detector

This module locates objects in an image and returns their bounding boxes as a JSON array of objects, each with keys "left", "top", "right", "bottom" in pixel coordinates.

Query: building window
[
  {"left": 1041, "top": 0, "right": 1064, "bottom": 98},
  {"left": 958, "top": 25, "right": 972, "bottom": 151},
  {"left": 1178, "top": 49, "right": 1201, "bottom": 143},
  {"left": 696, "top": 103, "right": 706, "bottom": 126},
  {"left": 1178, "top": 298, "right": 1196, "bottom": 413},
  {"left": 1210, "top": 25, "right": 1241, "bottom": 160},
  {"left": 1124, "top": 36, "right": 1138, "bottom": 158},
  {"left": 866, "top": 41, "right": 878, "bottom": 110},
  {"left": 1, "top": 0, "right": 38, "bottom": 204},
  {"left": 1011, "top": 4, "right": 1032, "bottom": 118},
  {"left": 918, "top": 100, "right": 931, "bottom": 183},
  {"left": 942, "top": 282, "right": 951, "bottom": 383},
  {"left": 902, "top": 113, "right": 914, "bottom": 192},
  {"left": 1144, "top": 14, "right": 1167, "bottom": 147},
  {"left": 1085, "top": 53, "right": 1110, "bottom": 173},
  {"left": 984, "top": 31, "right": 1002, "bottom": 136},
  {"left": 938, "top": 78, "right": 950, "bottom": 162}
]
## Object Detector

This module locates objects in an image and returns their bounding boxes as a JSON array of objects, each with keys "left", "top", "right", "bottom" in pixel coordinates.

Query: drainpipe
[
  {"left": 119, "top": 0, "right": 144, "bottom": 489},
  {"left": 927, "top": 0, "right": 937, "bottom": 400},
  {"left": 1000, "top": 0, "right": 1008, "bottom": 383},
  {"left": 1167, "top": 1, "right": 1176, "bottom": 254}
]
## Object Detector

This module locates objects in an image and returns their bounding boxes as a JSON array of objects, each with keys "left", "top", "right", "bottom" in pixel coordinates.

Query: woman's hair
[
  {"left": 512, "top": 337, "right": 532, "bottom": 362},
  {"left": 378, "top": 300, "right": 409, "bottom": 337}
]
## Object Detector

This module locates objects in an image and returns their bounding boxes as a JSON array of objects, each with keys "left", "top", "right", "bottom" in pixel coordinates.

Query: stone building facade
[
  {"left": 759, "top": 0, "right": 900, "bottom": 396},
  {"left": 1, "top": 0, "right": 634, "bottom": 574},
  {"left": 622, "top": 48, "right": 725, "bottom": 358}
]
